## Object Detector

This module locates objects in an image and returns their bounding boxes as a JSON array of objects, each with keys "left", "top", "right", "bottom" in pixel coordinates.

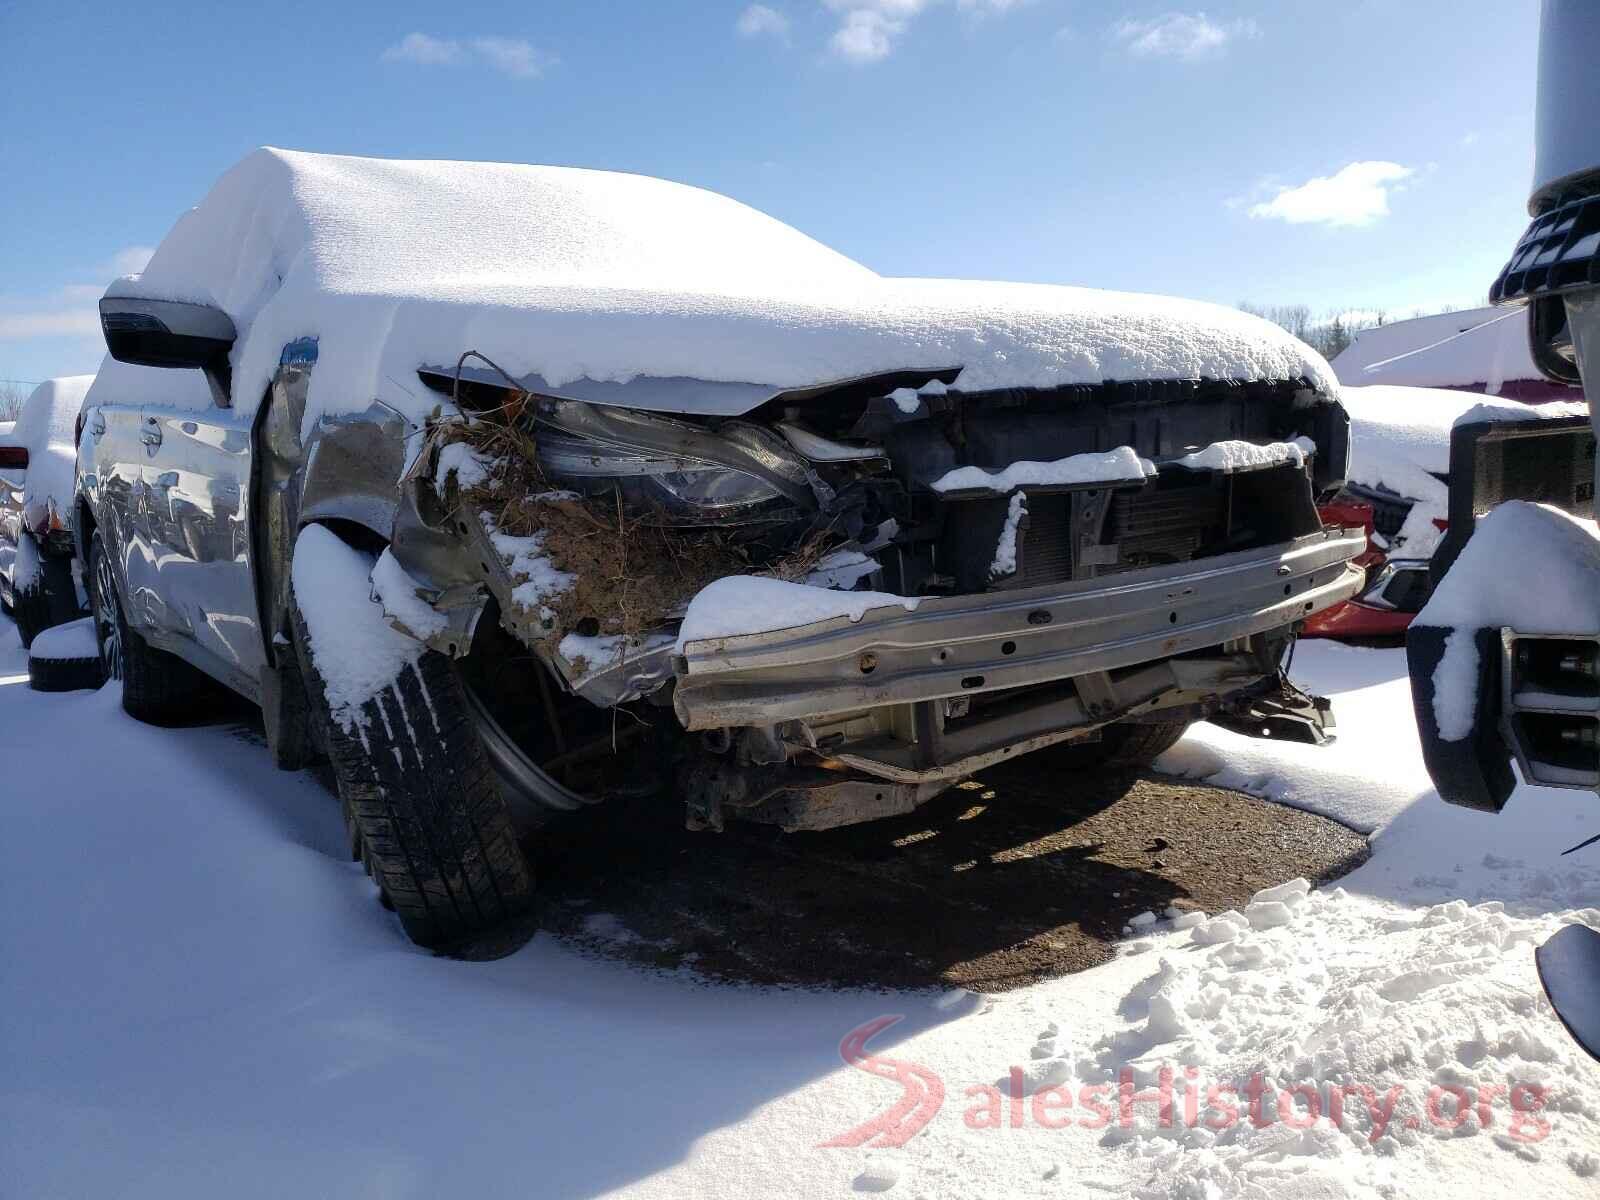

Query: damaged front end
[{"left": 385, "top": 363, "right": 1363, "bottom": 832}]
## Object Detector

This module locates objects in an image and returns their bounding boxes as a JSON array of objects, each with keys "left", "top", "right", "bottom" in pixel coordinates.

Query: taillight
[{"left": 0, "top": 446, "right": 27, "bottom": 470}]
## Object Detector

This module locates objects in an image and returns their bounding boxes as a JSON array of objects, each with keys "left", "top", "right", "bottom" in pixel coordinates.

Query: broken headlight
[{"left": 535, "top": 405, "right": 815, "bottom": 526}]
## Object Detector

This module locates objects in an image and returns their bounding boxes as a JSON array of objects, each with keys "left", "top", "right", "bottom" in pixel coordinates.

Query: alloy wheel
[{"left": 92, "top": 548, "right": 124, "bottom": 682}]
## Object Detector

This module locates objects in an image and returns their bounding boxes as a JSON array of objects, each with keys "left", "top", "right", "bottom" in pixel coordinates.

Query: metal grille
[
  {"left": 1104, "top": 482, "right": 1226, "bottom": 570},
  {"left": 1019, "top": 495, "right": 1072, "bottom": 586}
]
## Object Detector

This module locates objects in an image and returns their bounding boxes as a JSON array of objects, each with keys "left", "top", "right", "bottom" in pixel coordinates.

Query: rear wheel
[
  {"left": 88, "top": 530, "right": 212, "bottom": 724},
  {"left": 289, "top": 527, "right": 535, "bottom": 952}
]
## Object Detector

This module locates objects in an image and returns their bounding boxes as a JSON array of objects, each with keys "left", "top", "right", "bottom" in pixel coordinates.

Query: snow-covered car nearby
[
  {"left": 80, "top": 148, "right": 1365, "bottom": 950},
  {"left": 1306, "top": 383, "right": 1487, "bottom": 639},
  {"left": 0, "top": 375, "right": 93, "bottom": 646}
]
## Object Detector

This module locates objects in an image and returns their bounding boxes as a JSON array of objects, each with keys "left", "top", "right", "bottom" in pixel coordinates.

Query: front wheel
[{"left": 289, "top": 526, "right": 535, "bottom": 952}]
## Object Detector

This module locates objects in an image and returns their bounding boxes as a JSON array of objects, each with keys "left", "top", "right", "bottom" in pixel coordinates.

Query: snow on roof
[
  {"left": 94, "top": 148, "right": 1338, "bottom": 435},
  {"left": 9, "top": 376, "right": 94, "bottom": 526},
  {"left": 12, "top": 376, "right": 93, "bottom": 453},
  {"left": 1330, "top": 306, "right": 1546, "bottom": 392}
]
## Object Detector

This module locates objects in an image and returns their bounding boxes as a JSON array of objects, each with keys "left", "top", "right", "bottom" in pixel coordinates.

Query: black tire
[
  {"left": 1050, "top": 719, "right": 1193, "bottom": 771},
  {"left": 288, "top": 573, "right": 535, "bottom": 952},
  {"left": 28, "top": 650, "right": 104, "bottom": 692},
  {"left": 11, "top": 536, "right": 76, "bottom": 649},
  {"left": 89, "top": 530, "right": 214, "bottom": 724}
]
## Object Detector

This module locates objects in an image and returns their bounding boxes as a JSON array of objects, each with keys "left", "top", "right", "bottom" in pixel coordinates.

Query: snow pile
[
  {"left": 677, "top": 576, "right": 919, "bottom": 648},
  {"left": 28, "top": 616, "right": 97, "bottom": 661},
  {"left": 1332, "top": 307, "right": 1547, "bottom": 393},
  {"left": 1170, "top": 436, "right": 1316, "bottom": 473},
  {"left": 931, "top": 447, "right": 1154, "bottom": 493},
  {"left": 290, "top": 525, "right": 424, "bottom": 727},
  {"left": 1414, "top": 502, "right": 1600, "bottom": 740},
  {"left": 990, "top": 492, "right": 1027, "bottom": 578},
  {"left": 6, "top": 606, "right": 1600, "bottom": 1198},
  {"left": 1086, "top": 885, "right": 1600, "bottom": 1198},
  {"left": 91, "top": 147, "right": 1339, "bottom": 442},
  {"left": 5, "top": 375, "right": 93, "bottom": 531}
]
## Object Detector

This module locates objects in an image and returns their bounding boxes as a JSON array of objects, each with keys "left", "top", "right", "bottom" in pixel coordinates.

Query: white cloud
[
  {"left": 0, "top": 310, "right": 101, "bottom": 340},
  {"left": 1247, "top": 161, "right": 1416, "bottom": 228},
  {"left": 736, "top": 4, "right": 791, "bottom": 37},
  {"left": 469, "top": 36, "right": 554, "bottom": 78},
  {"left": 824, "top": 0, "right": 926, "bottom": 62},
  {"left": 381, "top": 33, "right": 553, "bottom": 79},
  {"left": 0, "top": 246, "right": 164, "bottom": 344},
  {"left": 813, "top": 0, "right": 1027, "bottom": 63},
  {"left": 1111, "top": 12, "right": 1259, "bottom": 60},
  {"left": 381, "top": 32, "right": 464, "bottom": 67}
]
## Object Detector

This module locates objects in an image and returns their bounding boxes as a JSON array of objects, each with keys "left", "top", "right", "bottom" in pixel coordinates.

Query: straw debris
[{"left": 431, "top": 403, "right": 833, "bottom": 640}]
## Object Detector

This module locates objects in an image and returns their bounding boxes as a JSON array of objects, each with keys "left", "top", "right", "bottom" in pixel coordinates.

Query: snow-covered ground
[{"left": 2, "top": 615, "right": 1597, "bottom": 1198}]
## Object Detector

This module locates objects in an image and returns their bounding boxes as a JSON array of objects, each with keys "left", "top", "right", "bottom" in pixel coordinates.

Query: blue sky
[{"left": 0, "top": 0, "right": 1543, "bottom": 385}]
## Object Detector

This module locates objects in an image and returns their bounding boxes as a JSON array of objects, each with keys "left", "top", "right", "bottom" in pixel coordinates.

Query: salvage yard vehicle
[
  {"left": 1402, "top": 0, "right": 1600, "bottom": 1061},
  {"left": 1305, "top": 383, "right": 1585, "bottom": 640},
  {"left": 81, "top": 148, "right": 1365, "bottom": 950},
  {"left": 1, "top": 376, "right": 93, "bottom": 646}
]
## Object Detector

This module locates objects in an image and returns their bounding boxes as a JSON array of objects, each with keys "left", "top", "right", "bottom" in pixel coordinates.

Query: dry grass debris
[{"left": 432, "top": 401, "right": 832, "bottom": 639}]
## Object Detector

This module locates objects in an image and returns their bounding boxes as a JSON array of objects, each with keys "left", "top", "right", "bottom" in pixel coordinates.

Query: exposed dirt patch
[{"left": 533, "top": 745, "right": 1369, "bottom": 992}]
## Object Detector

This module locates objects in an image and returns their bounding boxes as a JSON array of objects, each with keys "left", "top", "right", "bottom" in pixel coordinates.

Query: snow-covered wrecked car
[
  {"left": 1, "top": 375, "right": 92, "bottom": 646},
  {"left": 80, "top": 148, "right": 1365, "bottom": 948},
  {"left": 1304, "top": 384, "right": 1585, "bottom": 638}
]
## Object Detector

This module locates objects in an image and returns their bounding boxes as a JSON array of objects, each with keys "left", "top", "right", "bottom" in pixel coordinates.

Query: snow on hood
[
  {"left": 95, "top": 148, "right": 1338, "bottom": 434},
  {"left": 1340, "top": 384, "right": 1484, "bottom": 487},
  {"left": 1342, "top": 384, "right": 1590, "bottom": 500}
]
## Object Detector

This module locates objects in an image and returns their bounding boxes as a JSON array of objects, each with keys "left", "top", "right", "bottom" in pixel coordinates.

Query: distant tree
[
  {"left": 0, "top": 382, "right": 29, "bottom": 423},
  {"left": 1238, "top": 302, "right": 1408, "bottom": 359}
]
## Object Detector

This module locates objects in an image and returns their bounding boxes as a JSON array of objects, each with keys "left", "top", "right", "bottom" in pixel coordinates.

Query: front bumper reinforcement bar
[{"left": 673, "top": 528, "right": 1367, "bottom": 729}]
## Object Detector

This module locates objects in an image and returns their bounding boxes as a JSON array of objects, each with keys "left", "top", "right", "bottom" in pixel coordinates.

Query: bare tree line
[
  {"left": 1238, "top": 302, "right": 1464, "bottom": 361},
  {"left": 0, "top": 381, "right": 30, "bottom": 423}
]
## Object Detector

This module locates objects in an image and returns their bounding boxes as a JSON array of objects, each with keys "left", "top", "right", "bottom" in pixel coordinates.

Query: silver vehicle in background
[{"left": 0, "top": 376, "right": 92, "bottom": 646}]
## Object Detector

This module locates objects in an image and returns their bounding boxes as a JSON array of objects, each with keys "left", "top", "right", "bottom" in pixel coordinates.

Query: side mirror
[{"left": 98, "top": 296, "right": 235, "bottom": 371}]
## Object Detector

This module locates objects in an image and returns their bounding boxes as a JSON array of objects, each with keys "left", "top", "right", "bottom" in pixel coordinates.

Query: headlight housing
[{"left": 535, "top": 403, "right": 815, "bottom": 526}]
